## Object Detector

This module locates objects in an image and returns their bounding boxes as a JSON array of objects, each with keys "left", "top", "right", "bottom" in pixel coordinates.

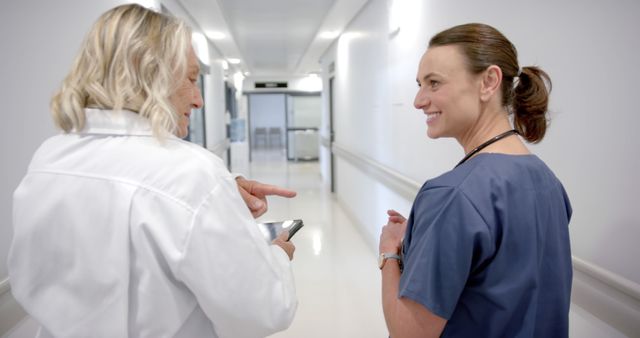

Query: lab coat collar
[{"left": 80, "top": 108, "right": 155, "bottom": 136}]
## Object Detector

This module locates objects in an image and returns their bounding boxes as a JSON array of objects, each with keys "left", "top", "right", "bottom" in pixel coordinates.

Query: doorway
[
  {"left": 248, "top": 93, "right": 287, "bottom": 161},
  {"left": 328, "top": 77, "right": 336, "bottom": 193}
]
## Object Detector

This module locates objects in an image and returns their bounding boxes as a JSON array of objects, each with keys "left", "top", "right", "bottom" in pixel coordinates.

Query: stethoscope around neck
[{"left": 454, "top": 129, "right": 519, "bottom": 168}]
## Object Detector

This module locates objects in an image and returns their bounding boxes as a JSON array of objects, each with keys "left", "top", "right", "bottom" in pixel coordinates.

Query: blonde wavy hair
[{"left": 51, "top": 4, "right": 192, "bottom": 138}]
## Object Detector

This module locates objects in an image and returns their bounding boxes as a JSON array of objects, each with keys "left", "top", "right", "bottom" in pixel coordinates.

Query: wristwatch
[{"left": 378, "top": 252, "right": 402, "bottom": 270}]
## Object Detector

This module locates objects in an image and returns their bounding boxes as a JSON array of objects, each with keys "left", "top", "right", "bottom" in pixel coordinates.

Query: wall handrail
[
  {"left": 573, "top": 256, "right": 640, "bottom": 301},
  {"left": 0, "top": 277, "right": 9, "bottom": 296},
  {"left": 331, "top": 143, "right": 421, "bottom": 200}
]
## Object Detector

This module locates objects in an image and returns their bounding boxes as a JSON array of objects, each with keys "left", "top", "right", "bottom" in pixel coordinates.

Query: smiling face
[
  {"left": 413, "top": 45, "right": 483, "bottom": 140},
  {"left": 170, "top": 47, "right": 203, "bottom": 138}
]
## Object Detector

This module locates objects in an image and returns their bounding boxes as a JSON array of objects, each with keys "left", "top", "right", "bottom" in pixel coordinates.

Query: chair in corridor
[
  {"left": 254, "top": 127, "right": 268, "bottom": 148},
  {"left": 268, "top": 127, "right": 282, "bottom": 148}
]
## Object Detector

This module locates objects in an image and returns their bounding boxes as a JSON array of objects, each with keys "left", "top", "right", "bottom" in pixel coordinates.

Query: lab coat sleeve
[{"left": 175, "top": 177, "right": 297, "bottom": 338}]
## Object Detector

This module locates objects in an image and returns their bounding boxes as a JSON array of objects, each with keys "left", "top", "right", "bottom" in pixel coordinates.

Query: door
[
  {"left": 286, "top": 94, "right": 321, "bottom": 161},
  {"left": 329, "top": 77, "right": 336, "bottom": 192},
  {"left": 248, "top": 93, "right": 287, "bottom": 160}
]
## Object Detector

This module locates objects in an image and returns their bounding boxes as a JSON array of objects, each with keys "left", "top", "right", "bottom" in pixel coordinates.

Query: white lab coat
[{"left": 8, "top": 109, "right": 297, "bottom": 338}]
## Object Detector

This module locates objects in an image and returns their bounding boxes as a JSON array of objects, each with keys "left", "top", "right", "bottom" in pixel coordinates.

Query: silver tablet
[{"left": 257, "top": 219, "right": 304, "bottom": 242}]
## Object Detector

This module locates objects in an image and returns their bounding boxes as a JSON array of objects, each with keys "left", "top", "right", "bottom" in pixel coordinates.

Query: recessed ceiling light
[
  {"left": 206, "top": 31, "right": 226, "bottom": 40},
  {"left": 319, "top": 31, "right": 339, "bottom": 39},
  {"left": 227, "top": 58, "right": 241, "bottom": 64}
]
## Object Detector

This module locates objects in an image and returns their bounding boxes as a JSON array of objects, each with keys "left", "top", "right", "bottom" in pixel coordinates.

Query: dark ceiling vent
[{"left": 255, "top": 81, "right": 288, "bottom": 89}]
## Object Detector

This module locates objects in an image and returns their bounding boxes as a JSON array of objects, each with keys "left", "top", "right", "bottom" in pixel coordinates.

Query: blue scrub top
[{"left": 399, "top": 153, "right": 572, "bottom": 337}]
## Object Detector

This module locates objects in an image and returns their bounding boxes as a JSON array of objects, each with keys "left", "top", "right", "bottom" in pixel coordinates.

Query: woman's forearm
[
  {"left": 381, "top": 260, "right": 446, "bottom": 338},
  {"left": 381, "top": 259, "right": 409, "bottom": 337}
]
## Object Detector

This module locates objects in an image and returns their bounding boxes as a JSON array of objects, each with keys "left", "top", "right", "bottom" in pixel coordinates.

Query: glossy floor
[
  {"left": 239, "top": 149, "right": 388, "bottom": 338},
  {"left": 4, "top": 148, "right": 388, "bottom": 338}
]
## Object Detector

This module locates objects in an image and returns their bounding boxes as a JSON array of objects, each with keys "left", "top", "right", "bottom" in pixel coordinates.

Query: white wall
[
  {"left": 0, "top": 0, "right": 228, "bottom": 334},
  {"left": 203, "top": 53, "right": 229, "bottom": 158},
  {"left": 288, "top": 96, "right": 321, "bottom": 128},
  {"left": 321, "top": 0, "right": 411, "bottom": 244},
  {"left": 321, "top": 0, "right": 640, "bottom": 336}
]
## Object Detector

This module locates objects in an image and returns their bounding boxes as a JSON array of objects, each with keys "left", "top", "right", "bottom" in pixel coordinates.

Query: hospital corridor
[{"left": 2, "top": 0, "right": 640, "bottom": 337}]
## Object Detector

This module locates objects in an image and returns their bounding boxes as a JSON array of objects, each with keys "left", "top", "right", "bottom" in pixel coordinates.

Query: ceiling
[{"left": 178, "top": 0, "right": 369, "bottom": 78}]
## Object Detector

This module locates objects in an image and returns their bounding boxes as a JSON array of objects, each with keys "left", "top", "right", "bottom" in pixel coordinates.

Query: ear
[{"left": 479, "top": 65, "right": 502, "bottom": 102}]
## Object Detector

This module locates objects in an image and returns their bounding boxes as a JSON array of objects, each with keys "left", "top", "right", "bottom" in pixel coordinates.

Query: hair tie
[{"left": 513, "top": 68, "right": 522, "bottom": 90}]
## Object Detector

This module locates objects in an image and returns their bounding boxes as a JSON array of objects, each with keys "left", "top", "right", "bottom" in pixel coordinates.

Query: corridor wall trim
[
  {"left": 0, "top": 277, "right": 26, "bottom": 336},
  {"left": 331, "top": 143, "right": 421, "bottom": 200},
  {"left": 0, "top": 278, "right": 8, "bottom": 296}
]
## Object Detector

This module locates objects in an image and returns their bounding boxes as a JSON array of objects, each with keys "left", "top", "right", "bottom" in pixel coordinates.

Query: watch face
[{"left": 378, "top": 253, "right": 385, "bottom": 269}]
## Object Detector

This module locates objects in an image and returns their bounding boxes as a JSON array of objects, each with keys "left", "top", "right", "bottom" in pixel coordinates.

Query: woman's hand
[
  {"left": 272, "top": 231, "right": 295, "bottom": 260},
  {"left": 236, "top": 177, "right": 297, "bottom": 218},
  {"left": 387, "top": 209, "right": 407, "bottom": 225},
  {"left": 379, "top": 209, "right": 407, "bottom": 254}
]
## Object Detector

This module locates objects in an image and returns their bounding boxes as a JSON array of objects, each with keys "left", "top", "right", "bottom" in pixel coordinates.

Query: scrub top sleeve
[
  {"left": 175, "top": 179, "right": 297, "bottom": 338},
  {"left": 399, "top": 188, "right": 492, "bottom": 320}
]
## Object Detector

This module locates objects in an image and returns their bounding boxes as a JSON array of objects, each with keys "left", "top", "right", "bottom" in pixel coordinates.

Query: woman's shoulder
[
  {"left": 27, "top": 132, "right": 234, "bottom": 210},
  {"left": 421, "top": 153, "right": 561, "bottom": 200},
  {"left": 157, "top": 139, "right": 233, "bottom": 193},
  {"left": 168, "top": 138, "right": 227, "bottom": 172},
  {"left": 106, "top": 137, "right": 234, "bottom": 208},
  {"left": 412, "top": 153, "right": 568, "bottom": 234}
]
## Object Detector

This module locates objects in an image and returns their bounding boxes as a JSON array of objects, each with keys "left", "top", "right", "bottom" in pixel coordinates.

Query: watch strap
[{"left": 379, "top": 253, "right": 402, "bottom": 270}]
